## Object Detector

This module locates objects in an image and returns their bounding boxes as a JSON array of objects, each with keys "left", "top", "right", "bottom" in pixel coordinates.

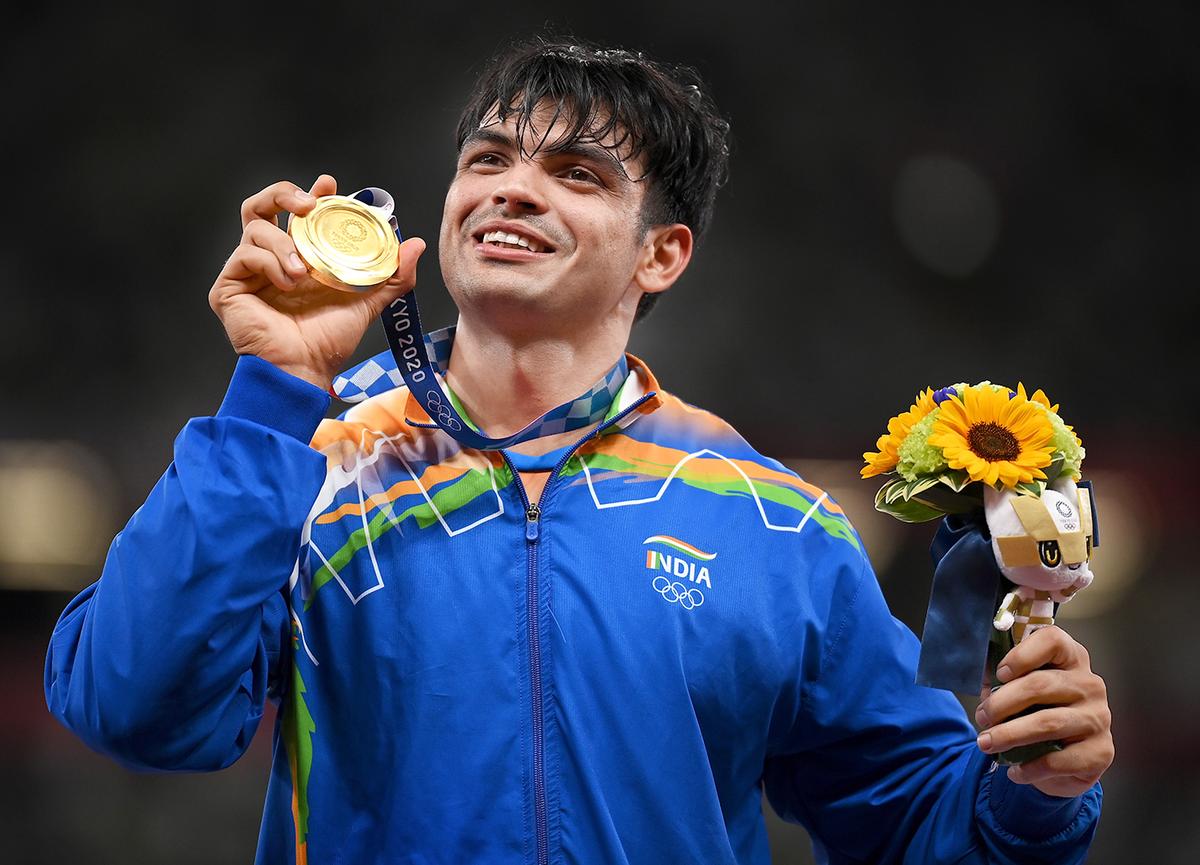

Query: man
[{"left": 45, "top": 37, "right": 1112, "bottom": 864}]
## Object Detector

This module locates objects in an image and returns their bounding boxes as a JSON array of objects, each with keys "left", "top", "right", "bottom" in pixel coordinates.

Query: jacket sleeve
[
  {"left": 44, "top": 356, "right": 331, "bottom": 772},
  {"left": 761, "top": 544, "right": 1101, "bottom": 864}
]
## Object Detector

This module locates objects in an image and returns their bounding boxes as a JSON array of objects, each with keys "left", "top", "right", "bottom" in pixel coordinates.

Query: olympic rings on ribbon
[
  {"left": 424, "top": 391, "right": 463, "bottom": 431},
  {"left": 652, "top": 575, "right": 704, "bottom": 610}
]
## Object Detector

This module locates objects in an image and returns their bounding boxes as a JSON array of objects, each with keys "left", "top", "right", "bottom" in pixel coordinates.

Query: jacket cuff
[
  {"left": 987, "top": 763, "right": 1090, "bottom": 840},
  {"left": 216, "top": 355, "right": 331, "bottom": 443}
]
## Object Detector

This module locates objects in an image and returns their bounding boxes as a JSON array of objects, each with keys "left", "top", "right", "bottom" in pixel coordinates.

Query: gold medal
[{"left": 288, "top": 194, "right": 400, "bottom": 292}]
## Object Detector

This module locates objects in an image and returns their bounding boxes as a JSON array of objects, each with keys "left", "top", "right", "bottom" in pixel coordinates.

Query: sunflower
[
  {"left": 861, "top": 388, "right": 938, "bottom": 478},
  {"left": 1017, "top": 382, "right": 1058, "bottom": 414},
  {"left": 1015, "top": 381, "right": 1085, "bottom": 476},
  {"left": 927, "top": 385, "right": 1055, "bottom": 488}
]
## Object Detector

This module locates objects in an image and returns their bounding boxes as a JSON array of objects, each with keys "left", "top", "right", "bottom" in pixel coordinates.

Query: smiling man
[
  {"left": 434, "top": 90, "right": 695, "bottom": 504},
  {"left": 45, "top": 37, "right": 1109, "bottom": 864}
]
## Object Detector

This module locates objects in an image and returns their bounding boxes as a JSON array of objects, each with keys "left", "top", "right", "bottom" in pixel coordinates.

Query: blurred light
[
  {"left": 0, "top": 441, "right": 117, "bottom": 590},
  {"left": 1055, "top": 469, "right": 1149, "bottom": 621},
  {"left": 893, "top": 154, "right": 999, "bottom": 277},
  {"left": 785, "top": 459, "right": 904, "bottom": 578}
]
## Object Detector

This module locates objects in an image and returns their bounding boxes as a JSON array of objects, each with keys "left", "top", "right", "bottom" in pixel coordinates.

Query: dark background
[{"left": 2, "top": 2, "right": 1196, "bottom": 862}]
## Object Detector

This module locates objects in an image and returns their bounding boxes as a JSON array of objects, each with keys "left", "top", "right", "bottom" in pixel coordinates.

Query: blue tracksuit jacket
[{"left": 45, "top": 353, "right": 1101, "bottom": 864}]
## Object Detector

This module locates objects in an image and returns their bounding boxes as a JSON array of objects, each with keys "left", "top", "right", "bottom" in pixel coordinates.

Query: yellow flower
[
  {"left": 1018, "top": 381, "right": 1083, "bottom": 450},
  {"left": 1017, "top": 381, "right": 1059, "bottom": 414},
  {"left": 861, "top": 432, "right": 901, "bottom": 478},
  {"left": 927, "top": 385, "right": 1055, "bottom": 488},
  {"left": 861, "top": 388, "right": 937, "bottom": 478}
]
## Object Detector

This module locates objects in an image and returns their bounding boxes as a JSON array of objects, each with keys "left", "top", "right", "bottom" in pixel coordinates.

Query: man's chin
[
  {"left": 460, "top": 287, "right": 589, "bottom": 336},
  {"left": 451, "top": 280, "right": 556, "bottom": 315}
]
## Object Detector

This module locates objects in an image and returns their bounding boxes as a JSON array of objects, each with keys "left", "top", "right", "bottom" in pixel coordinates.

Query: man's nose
[{"left": 491, "top": 163, "right": 549, "bottom": 214}]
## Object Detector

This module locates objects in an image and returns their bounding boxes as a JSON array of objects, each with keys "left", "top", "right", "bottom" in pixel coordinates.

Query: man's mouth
[{"left": 473, "top": 227, "right": 556, "bottom": 255}]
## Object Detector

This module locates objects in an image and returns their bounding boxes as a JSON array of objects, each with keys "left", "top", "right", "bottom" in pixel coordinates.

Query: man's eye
[
  {"left": 564, "top": 167, "right": 600, "bottom": 184},
  {"left": 471, "top": 153, "right": 504, "bottom": 167}
]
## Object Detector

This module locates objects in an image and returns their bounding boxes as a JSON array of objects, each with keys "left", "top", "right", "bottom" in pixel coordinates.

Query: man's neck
[{"left": 442, "top": 313, "right": 630, "bottom": 456}]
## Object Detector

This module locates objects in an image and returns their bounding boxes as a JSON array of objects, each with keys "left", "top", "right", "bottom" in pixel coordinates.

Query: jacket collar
[{"left": 402, "top": 351, "right": 663, "bottom": 432}]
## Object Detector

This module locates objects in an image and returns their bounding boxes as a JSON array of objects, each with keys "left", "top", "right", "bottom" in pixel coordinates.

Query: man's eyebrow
[
  {"left": 461, "top": 127, "right": 633, "bottom": 183},
  {"left": 460, "top": 128, "right": 515, "bottom": 153},
  {"left": 549, "top": 140, "right": 633, "bottom": 182}
]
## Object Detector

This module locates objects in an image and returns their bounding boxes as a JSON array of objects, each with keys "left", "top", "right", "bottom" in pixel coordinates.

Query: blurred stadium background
[{"left": 2, "top": 2, "right": 1195, "bottom": 862}]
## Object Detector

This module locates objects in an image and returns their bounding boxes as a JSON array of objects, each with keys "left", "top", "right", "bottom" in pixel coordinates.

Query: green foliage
[
  {"left": 874, "top": 483, "right": 946, "bottom": 522},
  {"left": 896, "top": 412, "right": 949, "bottom": 480},
  {"left": 874, "top": 475, "right": 981, "bottom": 522},
  {"left": 1048, "top": 415, "right": 1084, "bottom": 478}
]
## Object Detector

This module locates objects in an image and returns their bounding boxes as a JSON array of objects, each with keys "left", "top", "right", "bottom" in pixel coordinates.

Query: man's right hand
[{"left": 209, "top": 174, "right": 426, "bottom": 391}]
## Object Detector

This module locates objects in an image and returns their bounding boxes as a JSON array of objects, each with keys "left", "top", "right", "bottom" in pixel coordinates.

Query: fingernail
[
  {"left": 975, "top": 704, "right": 989, "bottom": 727},
  {"left": 289, "top": 253, "right": 305, "bottom": 272},
  {"left": 997, "top": 665, "right": 1012, "bottom": 682},
  {"left": 977, "top": 732, "right": 993, "bottom": 753},
  {"left": 296, "top": 191, "right": 314, "bottom": 201}
]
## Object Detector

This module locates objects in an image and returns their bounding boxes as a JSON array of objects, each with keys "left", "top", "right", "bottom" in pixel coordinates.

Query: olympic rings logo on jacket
[{"left": 652, "top": 575, "right": 704, "bottom": 610}]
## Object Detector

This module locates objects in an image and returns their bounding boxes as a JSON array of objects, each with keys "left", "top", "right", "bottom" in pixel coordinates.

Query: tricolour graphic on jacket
[
  {"left": 297, "top": 384, "right": 859, "bottom": 619},
  {"left": 283, "top": 623, "right": 316, "bottom": 865},
  {"left": 300, "top": 426, "right": 512, "bottom": 611},
  {"left": 644, "top": 535, "right": 714, "bottom": 610},
  {"left": 644, "top": 535, "right": 715, "bottom": 586},
  {"left": 569, "top": 428, "right": 860, "bottom": 551}
]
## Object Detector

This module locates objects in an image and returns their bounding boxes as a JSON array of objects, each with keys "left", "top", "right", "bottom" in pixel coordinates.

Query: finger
[
  {"left": 1005, "top": 742, "right": 1110, "bottom": 797},
  {"left": 1020, "top": 775, "right": 1094, "bottom": 798},
  {"left": 978, "top": 706, "right": 1102, "bottom": 755},
  {"left": 972, "top": 683, "right": 990, "bottom": 728},
  {"left": 220, "top": 244, "right": 298, "bottom": 295},
  {"left": 309, "top": 174, "right": 337, "bottom": 197},
  {"left": 243, "top": 219, "right": 309, "bottom": 282},
  {"left": 996, "top": 626, "right": 1086, "bottom": 683},
  {"left": 1006, "top": 747, "right": 1102, "bottom": 786},
  {"left": 1004, "top": 762, "right": 1034, "bottom": 785},
  {"left": 391, "top": 236, "right": 427, "bottom": 287},
  {"left": 1005, "top": 760, "right": 1094, "bottom": 798},
  {"left": 240, "top": 180, "right": 320, "bottom": 229},
  {"left": 976, "top": 668, "right": 1087, "bottom": 726},
  {"left": 367, "top": 236, "right": 427, "bottom": 314}
]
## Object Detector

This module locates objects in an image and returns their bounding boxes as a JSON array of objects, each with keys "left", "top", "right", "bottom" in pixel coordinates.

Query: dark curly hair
[{"left": 455, "top": 37, "right": 731, "bottom": 323}]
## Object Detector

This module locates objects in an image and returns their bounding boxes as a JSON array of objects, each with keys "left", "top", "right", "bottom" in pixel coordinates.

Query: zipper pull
[{"left": 525, "top": 503, "right": 541, "bottom": 541}]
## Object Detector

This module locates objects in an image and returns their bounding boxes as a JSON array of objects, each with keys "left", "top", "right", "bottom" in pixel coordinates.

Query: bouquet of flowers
[
  {"left": 862, "top": 382, "right": 1085, "bottom": 521},
  {"left": 862, "top": 382, "right": 1099, "bottom": 764}
]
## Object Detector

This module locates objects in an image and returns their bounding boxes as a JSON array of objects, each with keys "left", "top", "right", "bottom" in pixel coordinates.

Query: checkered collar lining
[{"left": 332, "top": 326, "right": 631, "bottom": 437}]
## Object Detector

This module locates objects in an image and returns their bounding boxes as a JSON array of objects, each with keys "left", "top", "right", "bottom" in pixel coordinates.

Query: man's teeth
[{"left": 481, "top": 230, "right": 542, "bottom": 253}]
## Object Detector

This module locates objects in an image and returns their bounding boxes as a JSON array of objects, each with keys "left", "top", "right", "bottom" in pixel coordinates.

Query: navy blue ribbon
[{"left": 918, "top": 512, "right": 1007, "bottom": 694}]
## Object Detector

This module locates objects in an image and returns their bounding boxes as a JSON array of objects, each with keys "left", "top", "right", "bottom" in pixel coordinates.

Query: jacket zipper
[{"left": 502, "top": 393, "right": 654, "bottom": 865}]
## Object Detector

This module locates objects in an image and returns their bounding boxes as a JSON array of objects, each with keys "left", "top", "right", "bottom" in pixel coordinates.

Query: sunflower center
[{"left": 967, "top": 422, "right": 1020, "bottom": 461}]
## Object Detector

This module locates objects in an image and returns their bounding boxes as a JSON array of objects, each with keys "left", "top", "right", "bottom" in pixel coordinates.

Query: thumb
[{"left": 368, "top": 236, "right": 426, "bottom": 314}]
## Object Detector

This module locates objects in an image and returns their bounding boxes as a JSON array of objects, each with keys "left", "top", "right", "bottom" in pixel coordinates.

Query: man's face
[{"left": 439, "top": 101, "right": 650, "bottom": 333}]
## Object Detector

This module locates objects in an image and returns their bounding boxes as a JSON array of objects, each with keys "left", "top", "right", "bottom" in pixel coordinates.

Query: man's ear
[{"left": 633, "top": 224, "right": 693, "bottom": 296}]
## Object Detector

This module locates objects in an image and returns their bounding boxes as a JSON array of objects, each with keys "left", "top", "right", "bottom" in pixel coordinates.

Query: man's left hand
[{"left": 974, "top": 626, "right": 1114, "bottom": 798}]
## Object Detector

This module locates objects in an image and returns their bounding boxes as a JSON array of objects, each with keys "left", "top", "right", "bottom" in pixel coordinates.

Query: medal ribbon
[{"left": 332, "top": 188, "right": 629, "bottom": 450}]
